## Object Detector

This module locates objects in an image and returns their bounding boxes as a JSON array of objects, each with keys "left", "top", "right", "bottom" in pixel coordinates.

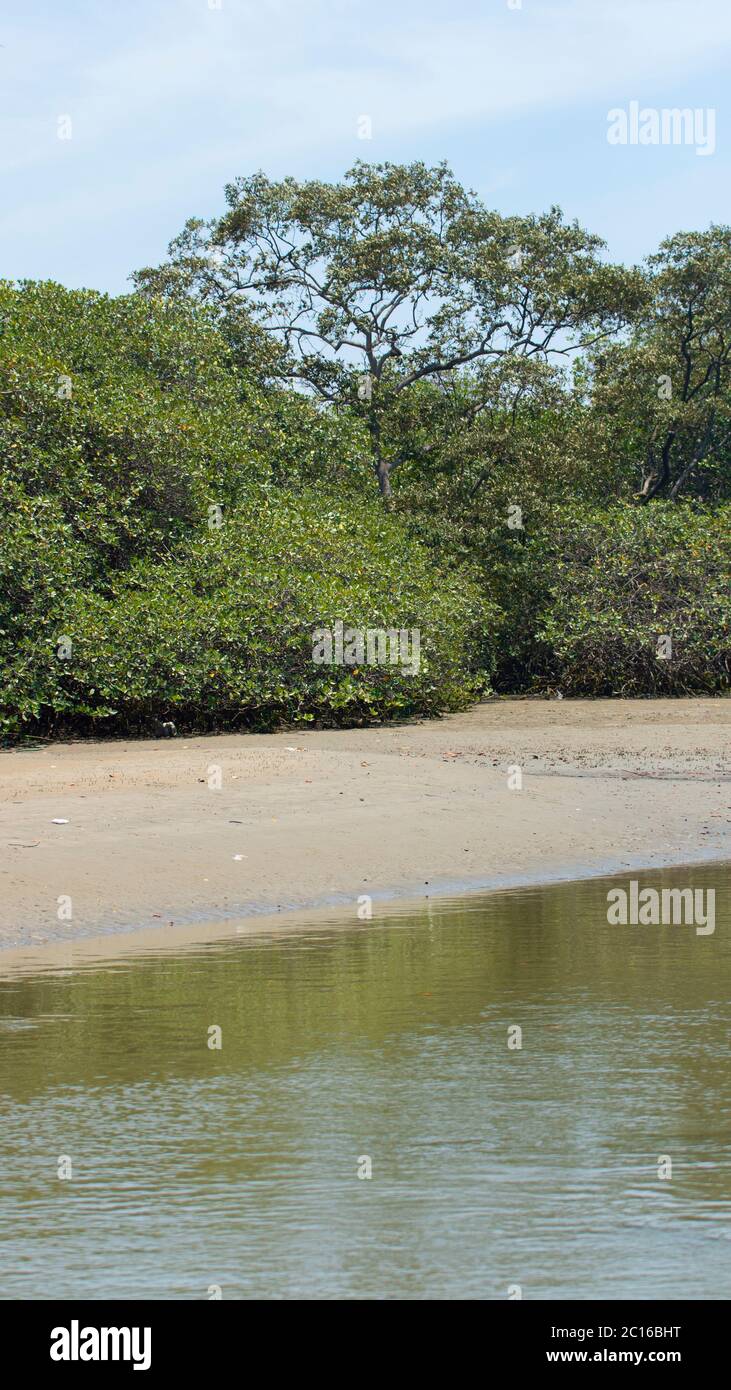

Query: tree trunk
[
  {"left": 375, "top": 456, "right": 392, "bottom": 503},
  {"left": 638, "top": 430, "right": 675, "bottom": 502}
]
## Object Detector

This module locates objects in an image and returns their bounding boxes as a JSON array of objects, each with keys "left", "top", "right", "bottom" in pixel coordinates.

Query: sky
[{"left": 1, "top": 0, "right": 729, "bottom": 294}]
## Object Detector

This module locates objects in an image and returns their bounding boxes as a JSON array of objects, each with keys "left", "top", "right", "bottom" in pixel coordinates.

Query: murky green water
[{"left": 0, "top": 862, "right": 729, "bottom": 1300}]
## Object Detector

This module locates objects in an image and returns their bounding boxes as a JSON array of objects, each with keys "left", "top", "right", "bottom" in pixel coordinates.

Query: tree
[
  {"left": 0, "top": 279, "right": 489, "bottom": 737},
  {"left": 133, "top": 161, "right": 644, "bottom": 501},
  {"left": 589, "top": 226, "right": 731, "bottom": 502}
]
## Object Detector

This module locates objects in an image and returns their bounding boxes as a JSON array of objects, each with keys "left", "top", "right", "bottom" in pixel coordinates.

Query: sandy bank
[{"left": 0, "top": 698, "right": 729, "bottom": 954}]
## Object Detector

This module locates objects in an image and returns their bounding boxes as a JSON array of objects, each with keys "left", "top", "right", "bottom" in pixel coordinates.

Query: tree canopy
[
  {"left": 1, "top": 162, "right": 729, "bottom": 738},
  {"left": 134, "top": 160, "right": 645, "bottom": 499},
  {"left": 588, "top": 226, "right": 731, "bottom": 501}
]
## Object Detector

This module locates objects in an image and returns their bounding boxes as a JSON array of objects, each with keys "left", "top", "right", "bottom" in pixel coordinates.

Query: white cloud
[
  {"left": 3, "top": 0, "right": 731, "bottom": 173},
  {"left": 0, "top": 0, "right": 728, "bottom": 286}
]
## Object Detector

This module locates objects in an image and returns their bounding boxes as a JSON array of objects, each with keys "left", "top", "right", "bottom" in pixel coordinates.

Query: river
[{"left": 0, "top": 861, "right": 728, "bottom": 1299}]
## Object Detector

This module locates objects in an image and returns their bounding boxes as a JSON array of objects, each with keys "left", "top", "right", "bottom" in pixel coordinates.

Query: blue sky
[{"left": 1, "top": 0, "right": 729, "bottom": 293}]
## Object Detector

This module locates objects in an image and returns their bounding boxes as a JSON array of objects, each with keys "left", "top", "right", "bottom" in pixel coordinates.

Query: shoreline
[
  {"left": 0, "top": 846, "right": 728, "bottom": 979},
  {"left": 1, "top": 698, "right": 729, "bottom": 968}
]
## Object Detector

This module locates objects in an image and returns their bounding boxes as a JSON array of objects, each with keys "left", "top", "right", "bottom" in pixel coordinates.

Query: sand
[{"left": 0, "top": 698, "right": 729, "bottom": 956}]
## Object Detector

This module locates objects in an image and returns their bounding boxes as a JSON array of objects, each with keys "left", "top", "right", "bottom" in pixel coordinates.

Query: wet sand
[{"left": 1, "top": 698, "right": 729, "bottom": 958}]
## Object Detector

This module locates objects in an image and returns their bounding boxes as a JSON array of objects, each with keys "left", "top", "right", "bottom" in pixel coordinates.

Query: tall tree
[
  {"left": 134, "top": 161, "right": 644, "bottom": 500},
  {"left": 589, "top": 226, "right": 731, "bottom": 502}
]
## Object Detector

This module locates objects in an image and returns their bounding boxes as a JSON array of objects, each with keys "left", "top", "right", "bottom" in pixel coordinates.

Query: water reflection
[{"left": 0, "top": 863, "right": 728, "bottom": 1299}]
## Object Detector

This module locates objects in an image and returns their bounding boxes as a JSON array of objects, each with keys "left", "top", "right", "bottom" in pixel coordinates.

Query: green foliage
[
  {"left": 587, "top": 227, "right": 731, "bottom": 502},
  {"left": 394, "top": 386, "right": 594, "bottom": 688},
  {"left": 2, "top": 177, "right": 730, "bottom": 730},
  {"left": 536, "top": 503, "right": 730, "bottom": 694},
  {"left": 0, "top": 280, "right": 368, "bottom": 577},
  {"left": 397, "top": 407, "right": 729, "bottom": 695},
  {"left": 0, "top": 491, "right": 492, "bottom": 737},
  {"left": 134, "top": 161, "right": 644, "bottom": 497},
  {"left": 0, "top": 279, "right": 491, "bottom": 738}
]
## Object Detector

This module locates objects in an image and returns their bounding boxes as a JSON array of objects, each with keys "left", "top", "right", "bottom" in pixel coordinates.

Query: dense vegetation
[{"left": 1, "top": 162, "right": 729, "bottom": 737}]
